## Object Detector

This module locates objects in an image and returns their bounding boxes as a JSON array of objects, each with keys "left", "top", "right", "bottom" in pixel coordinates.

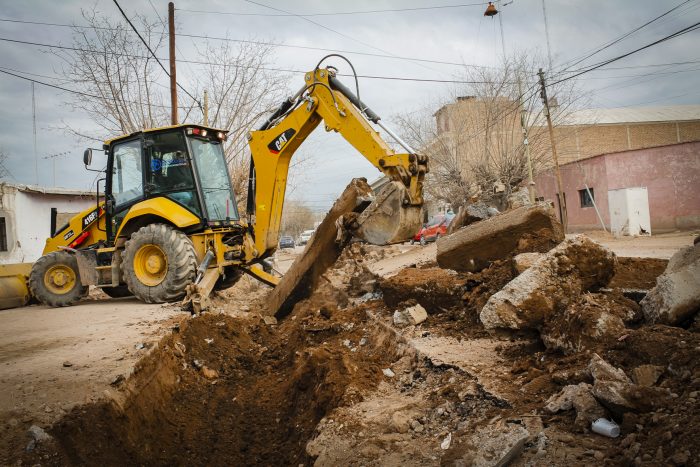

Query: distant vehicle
[
  {"left": 410, "top": 224, "right": 426, "bottom": 245},
  {"left": 297, "top": 229, "right": 315, "bottom": 246},
  {"left": 279, "top": 236, "right": 295, "bottom": 249},
  {"left": 413, "top": 214, "right": 455, "bottom": 246}
]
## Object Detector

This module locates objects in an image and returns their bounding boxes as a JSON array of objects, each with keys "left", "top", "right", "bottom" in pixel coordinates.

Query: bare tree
[
  {"left": 394, "top": 53, "right": 584, "bottom": 208},
  {"left": 279, "top": 200, "right": 316, "bottom": 239},
  {"left": 54, "top": 9, "right": 289, "bottom": 207}
]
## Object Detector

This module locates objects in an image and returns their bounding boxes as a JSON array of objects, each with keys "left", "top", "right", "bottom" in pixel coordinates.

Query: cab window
[{"left": 112, "top": 139, "right": 143, "bottom": 207}]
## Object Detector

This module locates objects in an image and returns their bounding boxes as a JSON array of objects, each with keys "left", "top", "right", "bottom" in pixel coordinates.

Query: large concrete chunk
[
  {"left": 480, "top": 235, "right": 615, "bottom": 330},
  {"left": 446, "top": 202, "right": 496, "bottom": 234},
  {"left": 265, "top": 178, "right": 373, "bottom": 318},
  {"left": 589, "top": 354, "right": 637, "bottom": 415},
  {"left": 545, "top": 383, "right": 607, "bottom": 430},
  {"left": 641, "top": 243, "right": 700, "bottom": 325},
  {"left": 437, "top": 203, "right": 564, "bottom": 272}
]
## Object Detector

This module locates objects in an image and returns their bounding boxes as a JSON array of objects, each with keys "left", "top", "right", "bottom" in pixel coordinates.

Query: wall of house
[
  {"left": 0, "top": 187, "right": 94, "bottom": 263},
  {"left": 534, "top": 141, "right": 700, "bottom": 232}
]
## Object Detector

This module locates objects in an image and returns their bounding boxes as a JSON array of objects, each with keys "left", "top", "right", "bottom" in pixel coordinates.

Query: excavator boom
[{"left": 247, "top": 64, "right": 428, "bottom": 256}]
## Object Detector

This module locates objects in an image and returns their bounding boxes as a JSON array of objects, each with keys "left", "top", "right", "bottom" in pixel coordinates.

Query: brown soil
[
  {"left": 379, "top": 267, "right": 468, "bottom": 311},
  {"left": 609, "top": 256, "right": 668, "bottom": 289},
  {"left": 18, "top": 300, "right": 399, "bottom": 466}
]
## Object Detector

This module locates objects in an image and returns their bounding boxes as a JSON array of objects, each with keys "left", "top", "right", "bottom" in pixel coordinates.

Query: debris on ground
[
  {"left": 436, "top": 202, "right": 564, "bottom": 272},
  {"left": 5, "top": 197, "right": 699, "bottom": 466}
]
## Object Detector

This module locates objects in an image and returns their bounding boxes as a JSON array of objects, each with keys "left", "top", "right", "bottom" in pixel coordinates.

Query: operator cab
[{"left": 90, "top": 125, "right": 239, "bottom": 243}]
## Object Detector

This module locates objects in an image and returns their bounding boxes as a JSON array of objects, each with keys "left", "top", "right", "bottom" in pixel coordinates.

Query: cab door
[{"left": 106, "top": 138, "right": 145, "bottom": 244}]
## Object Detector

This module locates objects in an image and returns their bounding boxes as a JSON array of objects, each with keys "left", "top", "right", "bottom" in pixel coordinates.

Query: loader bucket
[
  {"left": 0, "top": 263, "right": 32, "bottom": 310},
  {"left": 354, "top": 181, "right": 422, "bottom": 245}
]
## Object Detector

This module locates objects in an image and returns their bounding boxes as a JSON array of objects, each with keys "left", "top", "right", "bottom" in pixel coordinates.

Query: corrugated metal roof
[
  {"left": 557, "top": 104, "right": 700, "bottom": 125},
  {"left": 1, "top": 182, "right": 93, "bottom": 196}
]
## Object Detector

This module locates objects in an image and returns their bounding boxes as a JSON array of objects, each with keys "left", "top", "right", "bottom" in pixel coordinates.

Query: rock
[
  {"left": 641, "top": 243, "right": 700, "bottom": 325},
  {"left": 513, "top": 252, "right": 544, "bottom": 273},
  {"left": 457, "top": 421, "right": 531, "bottom": 467},
  {"left": 382, "top": 368, "right": 395, "bottom": 378},
  {"left": 390, "top": 412, "right": 410, "bottom": 434},
  {"left": 544, "top": 383, "right": 606, "bottom": 430},
  {"left": 110, "top": 374, "right": 125, "bottom": 387},
  {"left": 631, "top": 365, "right": 664, "bottom": 387},
  {"left": 437, "top": 202, "right": 564, "bottom": 273},
  {"left": 480, "top": 236, "right": 616, "bottom": 330},
  {"left": 447, "top": 202, "right": 494, "bottom": 234},
  {"left": 589, "top": 354, "right": 637, "bottom": 415},
  {"left": 200, "top": 366, "right": 218, "bottom": 379},
  {"left": 392, "top": 303, "right": 428, "bottom": 327},
  {"left": 507, "top": 186, "right": 532, "bottom": 209},
  {"left": 62, "top": 361, "right": 73, "bottom": 367},
  {"left": 441, "top": 432, "right": 452, "bottom": 450},
  {"left": 263, "top": 315, "right": 278, "bottom": 325},
  {"left": 28, "top": 425, "right": 51, "bottom": 442}
]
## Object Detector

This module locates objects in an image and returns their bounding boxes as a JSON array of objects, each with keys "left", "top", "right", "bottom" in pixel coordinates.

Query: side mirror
[{"left": 83, "top": 148, "right": 93, "bottom": 167}]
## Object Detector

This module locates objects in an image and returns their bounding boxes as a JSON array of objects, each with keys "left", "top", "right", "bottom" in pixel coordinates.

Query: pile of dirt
[
  {"left": 609, "top": 257, "right": 668, "bottom": 290},
  {"left": 379, "top": 267, "right": 468, "bottom": 311},
  {"left": 20, "top": 301, "right": 400, "bottom": 466}
]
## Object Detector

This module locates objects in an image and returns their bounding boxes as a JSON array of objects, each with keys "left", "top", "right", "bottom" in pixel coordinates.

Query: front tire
[
  {"left": 420, "top": 235, "right": 426, "bottom": 246},
  {"left": 29, "top": 251, "right": 88, "bottom": 307},
  {"left": 121, "top": 224, "right": 197, "bottom": 303}
]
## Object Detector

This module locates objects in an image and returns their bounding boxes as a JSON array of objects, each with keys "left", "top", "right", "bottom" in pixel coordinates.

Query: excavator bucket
[
  {"left": 353, "top": 181, "right": 423, "bottom": 245},
  {"left": 0, "top": 263, "right": 32, "bottom": 310}
]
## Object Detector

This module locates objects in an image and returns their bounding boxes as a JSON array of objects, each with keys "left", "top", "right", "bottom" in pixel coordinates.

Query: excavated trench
[{"left": 41, "top": 302, "right": 400, "bottom": 466}]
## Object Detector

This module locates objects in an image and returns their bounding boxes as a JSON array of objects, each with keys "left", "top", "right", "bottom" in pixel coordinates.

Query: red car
[{"left": 410, "top": 214, "right": 454, "bottom": 245}]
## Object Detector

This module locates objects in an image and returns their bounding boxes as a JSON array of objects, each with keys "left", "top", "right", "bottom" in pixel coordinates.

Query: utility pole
[
  {"left": 168, "top": 2, "right": 178, "bottom": 125},
  {"left": 203, "top": 89, "right": 209, "bottom": 126},
  {"left": 538, "top": 68, "right": 567, "bottom": 229},
  {"left": 517, "top": 74, "right": 535, "bottom": 204}
]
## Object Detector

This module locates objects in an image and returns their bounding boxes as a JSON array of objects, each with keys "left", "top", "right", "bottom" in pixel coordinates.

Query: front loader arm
[{"left": 247, "top": 67, "right": 428, "bottom": 257}]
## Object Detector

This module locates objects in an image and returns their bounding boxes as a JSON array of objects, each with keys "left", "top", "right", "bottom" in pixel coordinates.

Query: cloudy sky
[{"left": 1, "top": 0, "right": 699, "bottom": 210}]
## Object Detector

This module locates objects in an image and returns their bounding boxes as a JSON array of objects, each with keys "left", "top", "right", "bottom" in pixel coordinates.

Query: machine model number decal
[
  {"left": 267, "top": 129, "right": 296, "bottom": 154},
  {"left": 82, "top": 209, "right": 99, "bottom": 229},
  {"left": 63, "top": 229, "right": 75, "bottom": 241}
]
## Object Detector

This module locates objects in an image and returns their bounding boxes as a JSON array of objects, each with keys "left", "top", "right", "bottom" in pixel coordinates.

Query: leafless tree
[
  {"left": 53, "top": 9, "right": 289, "bottom": 206},
  {"left": 279, "top": 200, "right": 316, "bottom": 239},
  {"left": 394, "top": 53, "right": 584, "bottom": 208}
]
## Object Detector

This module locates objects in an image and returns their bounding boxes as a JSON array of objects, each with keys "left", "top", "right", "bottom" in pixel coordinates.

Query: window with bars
[{"left": 579, "top": 188, "right": 595, "bottom": 208}]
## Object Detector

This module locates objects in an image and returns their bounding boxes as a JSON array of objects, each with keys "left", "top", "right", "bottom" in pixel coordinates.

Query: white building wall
[{"left": 0, "top": 186, "right": 94, "bottom": 263}]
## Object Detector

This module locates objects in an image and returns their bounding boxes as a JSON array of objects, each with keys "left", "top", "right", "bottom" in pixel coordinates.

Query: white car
[{"left": 297, "top": 229, "right": 315, "bottom": 246}]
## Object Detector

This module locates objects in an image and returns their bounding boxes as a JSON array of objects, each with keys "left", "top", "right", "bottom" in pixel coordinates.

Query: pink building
[{"left": 534, "top": 141, "right": 700, "bottom": 233}]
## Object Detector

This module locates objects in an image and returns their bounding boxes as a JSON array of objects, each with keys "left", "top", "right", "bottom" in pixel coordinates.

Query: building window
[
  {"left": 579, "top": 188, "right": 594, "bottom": 208},
  {"left": 0, "top": 217, "right": 7, "bottom": 251}
]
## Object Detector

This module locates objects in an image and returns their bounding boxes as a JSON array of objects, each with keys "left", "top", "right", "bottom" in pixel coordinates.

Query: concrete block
[
  {"left": 480, "top": 235, "right": 616, "bottom": 330},
  {"left": 641, "top": 243, "right": 700, "bottom": 325}
]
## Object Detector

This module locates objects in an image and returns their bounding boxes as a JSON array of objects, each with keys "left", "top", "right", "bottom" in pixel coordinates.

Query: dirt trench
[{"left": 28, "top": 301, "right": 401, "bottom": 466}]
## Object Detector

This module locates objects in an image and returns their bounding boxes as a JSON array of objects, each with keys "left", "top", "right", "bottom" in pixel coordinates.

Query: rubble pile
[{"left": 10, "top": 200, "right": 699, "bottom": 466}]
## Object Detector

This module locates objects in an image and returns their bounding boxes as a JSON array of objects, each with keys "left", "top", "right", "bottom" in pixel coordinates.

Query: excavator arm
[{"left": 246, "top": 66, "right": 428, "bottom": 257}]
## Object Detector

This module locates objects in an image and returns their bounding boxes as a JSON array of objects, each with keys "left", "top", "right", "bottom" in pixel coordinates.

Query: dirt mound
[
  {"left": 609, "top": 257, "right": 668, "bottom": 289},
  {"left": 22, "top": 302, "right": 399, "bottom": 466},
  {"left": 379, "top": 267, "right": 467, "bottom": 311}
]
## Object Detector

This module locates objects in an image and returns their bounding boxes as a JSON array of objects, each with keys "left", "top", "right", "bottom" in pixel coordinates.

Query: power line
[
  {"left": 177, "top": 2, "right": 489, "bottom": 17},
  {"left": 0, "top": 17, "right": 494, "bottom": 69},
  {"left": 110, "top": 0, "right": 201, "bottom": 110},
  {"left": 550, "top": 20, "right": 700, "bottom": 86},
  {"left": 0, "top": 37, "right": 516, "bottom": 85}
]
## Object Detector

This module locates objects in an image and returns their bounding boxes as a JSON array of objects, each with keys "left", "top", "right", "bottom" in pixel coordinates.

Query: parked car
[
  {"left": 279, "top": 235, "right": 295, "bottom": 249},
  {"left": 414, "top": 214, "right": 455, "bottom": 246},
  {"left": 410, "top": 224, "right": 427, "bottom": 245},
  {"left": 297, "top": 229, "right": 315, "bottom": 246}
]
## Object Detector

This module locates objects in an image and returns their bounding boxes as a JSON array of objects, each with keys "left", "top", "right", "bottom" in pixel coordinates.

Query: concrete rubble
[
  {"left": 641, "top": 243, "right": 700, "bottom": 325},
  {"left": 393, "top": 303, "right": 428, "bottom": 327},
  {"left": 437, "top": 202, "right": 564, "bottom": 272},
  {"left": 447, "top": 202, "right": 498, "bottom": 234},
  {"left": 480, "top": 235, "right": 616, "bottom": 331},
  {"left": 589, "top": 354, "right": 639, "bottom": 416},
  {"left": 545, "top": 383, "right": 607, "bottom": 430}
]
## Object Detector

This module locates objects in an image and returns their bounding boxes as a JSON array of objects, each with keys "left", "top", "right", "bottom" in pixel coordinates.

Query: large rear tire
[
  {"left": 29, "top": 251, "right": 88, "bottom": 307},
  {"left": 121, "top": 224, "right": 197, "bottom": 303}
]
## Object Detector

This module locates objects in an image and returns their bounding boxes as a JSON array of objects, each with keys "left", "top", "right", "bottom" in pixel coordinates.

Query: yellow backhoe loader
[{"left": 0, "top": 57, "right": 428, "bottom": 312}]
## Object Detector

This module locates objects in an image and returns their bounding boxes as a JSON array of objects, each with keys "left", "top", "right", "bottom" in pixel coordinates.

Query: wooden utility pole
[
  {"left": 203, "top": 89, "right": 209, "bottom": 126},
  {"left": 168, "top": 2, "right": 177, "bottom": 125},
  {"left": 538, "top": 68, "right": 567, "bottom": 229}
]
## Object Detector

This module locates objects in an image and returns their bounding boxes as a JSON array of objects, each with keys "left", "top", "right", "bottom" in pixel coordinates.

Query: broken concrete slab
[
  {"left": 513, "top": 252, "right": 544, "bottom": 274},
  {"left": 447, "top": 202, "right": 496, "bottom": 234},
  {"left": 265, "top": 178, "right": 373, "bottom": 318},
  {"left": 393, "top": 303, "right": 428, "bottom": 327},
  {"left": 480, "top": 235, "right": 616, "bottom": 330},
  {"left": 589, "top": 354, "right": 637, "bottom": 415},
  {"left": 545, "top": 383, "right": 607, "bottom": 430},
  {"left": 437, "top": 202, "right": 564, "bottom": 273},
  {"left": 458, "top": 421, "right": 532, "bottom": 467},
  {"left": 641, "top": 243, "right": 700, "bottom": 325}
]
